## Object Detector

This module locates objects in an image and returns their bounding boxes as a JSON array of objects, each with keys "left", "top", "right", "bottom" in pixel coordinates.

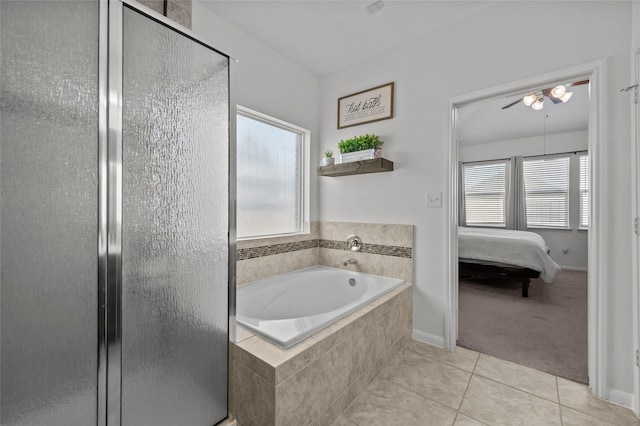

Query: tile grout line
[
  {"left": 470, "top": 373, "right": 563, "bottom": 406},
  {"left": 455, "top": 352, "right": 480, "bottom": 422},
  {"left": 557, "top": 402, "right": 627, "bottom": 426},
  {"left": 387, "top": 375, "right": 465, "bottom": 416},
  {"left": 318, "top": 334, "right": 409, "bottom": 426},
  {"left": 403, "top": 344, "right": 478, "bottom": 375},
  {"left": 556, "top": 376, "right": 564, "bottom": 426},
  {"left": 337, "top": 339, "right": 410, "bottom": 426},
  {"left": 273, "top": 289, "right": 406, "bottom": 388},
  {"left": 555, "top": 377, "right": 633, "bottom": 425}
]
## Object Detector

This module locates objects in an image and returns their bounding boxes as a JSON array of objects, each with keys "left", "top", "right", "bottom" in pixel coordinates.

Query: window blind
[
  {"left": 523, "top": 156, "right": 570, "bottom": 228},
  {"left": 463, "top": 161, "right": 507, "bottom": 226},
  {"left": 580, "top": 154, "right": 589, "bottom": 228}
]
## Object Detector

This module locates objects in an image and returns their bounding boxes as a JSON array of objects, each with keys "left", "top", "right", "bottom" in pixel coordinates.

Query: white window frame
[
  {"left": 522, "top": 154, "right": 571, "bottom": 230},
  {"left": 236, "top": 106, "right": 310, "bottom": 240},
  {"left": 463, "top": 159, "right": 509, "bottom": 228}
]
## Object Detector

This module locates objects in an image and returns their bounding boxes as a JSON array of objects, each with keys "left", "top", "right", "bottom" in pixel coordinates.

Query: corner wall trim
[
  {"left": 607, "top": 389, "right": 635, "bottom": 411},
  {"left": 412, "top": 329, "right": 445, "bottom": 349}
]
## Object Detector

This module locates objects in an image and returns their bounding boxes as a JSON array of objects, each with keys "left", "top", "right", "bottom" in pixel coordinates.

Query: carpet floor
[{"left": 457, "top": 269, "right": 588, "bottom": 384}]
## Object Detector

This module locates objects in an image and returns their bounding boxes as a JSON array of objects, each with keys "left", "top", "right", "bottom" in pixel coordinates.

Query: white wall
[
  {"left": 459, "top": 130, "right": 587, "bottom": 162},
  {"left": 318, "top": 1, "right": 632, "bottom": 396},
  {"left": 460, "top": 131, "right": 588, "bottom": 270},
  {"left": 191, "top": 2, "right": 321, "bottom": 221},
  {"left": 634, "top": 1, "right": 640, "bottom": 52}
]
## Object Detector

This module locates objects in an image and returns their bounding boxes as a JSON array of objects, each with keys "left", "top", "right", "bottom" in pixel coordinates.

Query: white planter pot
[
  {"left": 340, "top": 148, "right": 376, "bottom": 164},
  {"left": 321, "top": 157, "right": 335, "bottom": 166}
]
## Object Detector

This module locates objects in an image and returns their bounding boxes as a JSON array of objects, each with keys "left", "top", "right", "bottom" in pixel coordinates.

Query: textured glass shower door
[
  {"left": 1, "top": 2, "right": 100, "bottom": 425},
  {"left": 118, "top": 6, "right": 230, "bottom": 426}
]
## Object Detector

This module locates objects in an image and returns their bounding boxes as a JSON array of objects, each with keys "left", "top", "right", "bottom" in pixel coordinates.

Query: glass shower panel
[
  {"left": 0, "top": 2, "right": 99, "bottom": 426},
  {"left": 121, "top": 7, "right": 229, "bottom": 426}
]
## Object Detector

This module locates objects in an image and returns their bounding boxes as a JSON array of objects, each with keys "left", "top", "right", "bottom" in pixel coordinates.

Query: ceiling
[
  {"left": 198, "top": 0, "right": 496, "bottom": 76},
  {"left": 457, "top": 82, "right": 590, "bottom": 146},
  {"left": 197, "top": 1, "right": 589, "bottom": 142}
]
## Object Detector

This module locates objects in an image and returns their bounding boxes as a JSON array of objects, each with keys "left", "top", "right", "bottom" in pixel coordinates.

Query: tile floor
[{"left": 332, "top": 340, "right": 640, "bottom": 426}]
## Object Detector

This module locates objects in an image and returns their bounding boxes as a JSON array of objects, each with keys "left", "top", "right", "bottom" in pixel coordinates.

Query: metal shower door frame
[{"left": 98, "top": 2, "right": 236, "bottom": 425}]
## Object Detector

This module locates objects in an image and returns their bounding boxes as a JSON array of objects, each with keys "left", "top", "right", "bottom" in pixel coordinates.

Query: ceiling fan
[{"left": 501, "top": 80, "right": 589, "bottom": 110}]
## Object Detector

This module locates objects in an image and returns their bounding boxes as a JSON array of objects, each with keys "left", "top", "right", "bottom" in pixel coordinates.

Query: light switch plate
[{"left": 426, "top": 192, "right": 442, "bottom": 207}]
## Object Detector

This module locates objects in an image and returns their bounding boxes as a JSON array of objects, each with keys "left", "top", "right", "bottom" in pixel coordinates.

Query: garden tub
[{"left": 236, "top": 265, "right": 404, "bottom": 348}]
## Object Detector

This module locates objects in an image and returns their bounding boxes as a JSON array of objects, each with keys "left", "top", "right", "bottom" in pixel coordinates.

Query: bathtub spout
[{"left": 343, "top": 258, "right": 357, "bottom": 266}]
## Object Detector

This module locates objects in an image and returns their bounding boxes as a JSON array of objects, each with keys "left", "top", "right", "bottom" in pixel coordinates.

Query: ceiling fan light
[
  {"left": 523, "top": 93, "right": 537, "bottom": 107},
  {"left": 531, "top": 98, "right": 544, "bottom": 110},
  {"left": 559, "top": 91, "right": 573, "bottom": 103},
  {"left": 550, "top": 85, "right": 567, "bottom": 98}
]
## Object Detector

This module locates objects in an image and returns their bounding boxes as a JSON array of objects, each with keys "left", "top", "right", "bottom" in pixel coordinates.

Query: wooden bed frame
[{"left": 459, "top": 258, "right": 541, "bottom": 297}]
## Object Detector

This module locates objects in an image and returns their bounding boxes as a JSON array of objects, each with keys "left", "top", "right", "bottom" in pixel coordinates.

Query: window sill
[
  {"left": 464, "top": 224, "right": 506, "bottom": 228},
  {"left": 526, "top": 226, "right": 572, "bottom": 231}
]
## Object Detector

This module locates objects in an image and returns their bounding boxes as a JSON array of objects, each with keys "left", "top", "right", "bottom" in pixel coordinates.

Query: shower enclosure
[{"left": 1, "top": 2, "right": 235, "bottom": 425}]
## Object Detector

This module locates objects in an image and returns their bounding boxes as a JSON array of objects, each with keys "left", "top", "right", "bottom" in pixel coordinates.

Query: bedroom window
[
  {"left": 523, "top": 156, "right": 570, "bottom": 228},
  {"left": 579, "top": 153, "right": 589, "bottom": 229},
  {"left": 236, "top": 106, "right": 310, "bottom": 239},
  {"left": 463, "top": 160, "right": 508, "bottom": 227}
]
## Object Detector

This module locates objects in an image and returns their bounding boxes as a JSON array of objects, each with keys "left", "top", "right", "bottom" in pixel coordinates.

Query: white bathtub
[{"left": 236, "top": 265, "right": 404, "bottom": 348}]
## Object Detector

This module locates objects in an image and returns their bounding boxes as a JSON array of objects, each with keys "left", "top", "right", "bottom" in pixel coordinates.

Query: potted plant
[
  {"left": 337, "top": 133, "right": 384, "bottom": 163},
  {"left": 321, "top": 150, "right": 335, "bottom": 166}
]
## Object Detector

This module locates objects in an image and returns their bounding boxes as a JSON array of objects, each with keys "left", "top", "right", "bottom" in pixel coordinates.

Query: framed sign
[{"left": 337, "top": 82, "right": 394, "bottom": 129}]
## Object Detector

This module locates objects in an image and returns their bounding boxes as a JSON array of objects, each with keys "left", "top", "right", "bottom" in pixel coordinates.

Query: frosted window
[
  {"left": 463, "top": 161, "right": 508, "bottom": 227},
  {"left": 0, "top": 2, "right": 99, "bottom": 425},
  {"left": 237, "top": 110, "right": 306, "bottom": 239},
  {"left": 121, "top": 7, "right": 229, "bottom": 426},
  {"left": 523, "top": 156, "right": 570, "bottom": 228}
]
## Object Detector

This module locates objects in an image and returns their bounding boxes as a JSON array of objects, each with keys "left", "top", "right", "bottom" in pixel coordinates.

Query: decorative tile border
[
  {"left": 237, "top": 239, "right": 319, "bottom": 261},
  {"left": 362, "top": 243, "right": 412, "bottom": 258},
  {"left": 237, "top": 239, "right": 412, "bottom": 260},
  {"left": 319, "top": 239, "right": 412, "bottom": 258}
]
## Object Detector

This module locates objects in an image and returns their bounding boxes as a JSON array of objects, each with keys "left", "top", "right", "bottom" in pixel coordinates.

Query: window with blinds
[
  {"left": 580, "top": 154, "right": 589, "bottom": 229},
  {"left": 463, "top": 161, "right": 507, "bottom": 226},
  {"left": 523, "top": 156, "right": 570, "bottom": 228}
]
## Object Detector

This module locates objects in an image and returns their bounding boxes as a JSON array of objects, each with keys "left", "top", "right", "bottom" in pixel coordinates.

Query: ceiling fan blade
[
  {"left": 570, "top": 79, "right": 590, "bottom": 87},
  {"left": 501, "top": 98, "right": 521, "bottom": 109},
  {"left": 549, "top": 95, "right": 563, "bottom": 104}
]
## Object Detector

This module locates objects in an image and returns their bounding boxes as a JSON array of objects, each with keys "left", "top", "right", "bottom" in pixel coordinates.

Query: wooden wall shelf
[{"left": 317, "top": 158, "right": 394, "bottom": 177}]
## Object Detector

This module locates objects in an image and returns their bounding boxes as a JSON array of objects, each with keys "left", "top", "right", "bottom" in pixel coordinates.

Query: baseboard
[
  {"left": 607, "top": 388, "right": 635, "bottom": 410},
  {"left": 412, "top": 329, "right": 444, "bottom": 348},
  {"left": 559, "top": 265, "right": 588, "bottom": 272}
]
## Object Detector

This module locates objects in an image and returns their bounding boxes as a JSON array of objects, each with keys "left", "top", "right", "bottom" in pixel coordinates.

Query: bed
[{"left": 458, "top": 227, "right": 561, "bottom": 297}]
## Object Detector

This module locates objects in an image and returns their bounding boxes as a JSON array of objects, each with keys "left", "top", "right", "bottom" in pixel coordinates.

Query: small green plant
[
  {"left": 324, "top": 150, "right": 333, "bottom": 158},
  {"left": 337, "top": 133, "right": 384, "bottom": 154}
]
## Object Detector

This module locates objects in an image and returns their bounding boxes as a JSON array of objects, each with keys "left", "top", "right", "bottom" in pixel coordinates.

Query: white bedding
[{"left": 458, "top": 227, "right": 561, "bottom": 283}]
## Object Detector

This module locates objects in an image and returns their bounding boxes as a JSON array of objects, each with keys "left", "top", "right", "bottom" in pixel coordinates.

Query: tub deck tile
[
  {"left": 234, "top": 282, "right": 412, "bottom": 386},
  {"left": 233, "top": 283, "right": 413, "bottom": 426}
]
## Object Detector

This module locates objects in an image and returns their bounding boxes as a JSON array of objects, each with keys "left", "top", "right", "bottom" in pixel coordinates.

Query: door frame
[
  {"left": 631, "top": 47, "right": 640, "bottom": 416},
  {"left": 444, "top": 60, "right": 607, "bottom": 398},
  {"left": 99, "top": 2, "right": 237, "bottom": 425}
]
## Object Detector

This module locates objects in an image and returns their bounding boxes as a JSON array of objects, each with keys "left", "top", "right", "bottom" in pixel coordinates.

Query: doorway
[{"left": 445, "top": 61, "right": 606, "bottom": 397}]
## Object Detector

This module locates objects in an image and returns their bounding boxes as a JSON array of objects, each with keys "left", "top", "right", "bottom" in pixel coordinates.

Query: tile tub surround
[
  {"left": 236, "top": 221, "right": 414, "bottom": 285},
  {"left": 231, "top": 282, "right": 412, "bottom": 426}
]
